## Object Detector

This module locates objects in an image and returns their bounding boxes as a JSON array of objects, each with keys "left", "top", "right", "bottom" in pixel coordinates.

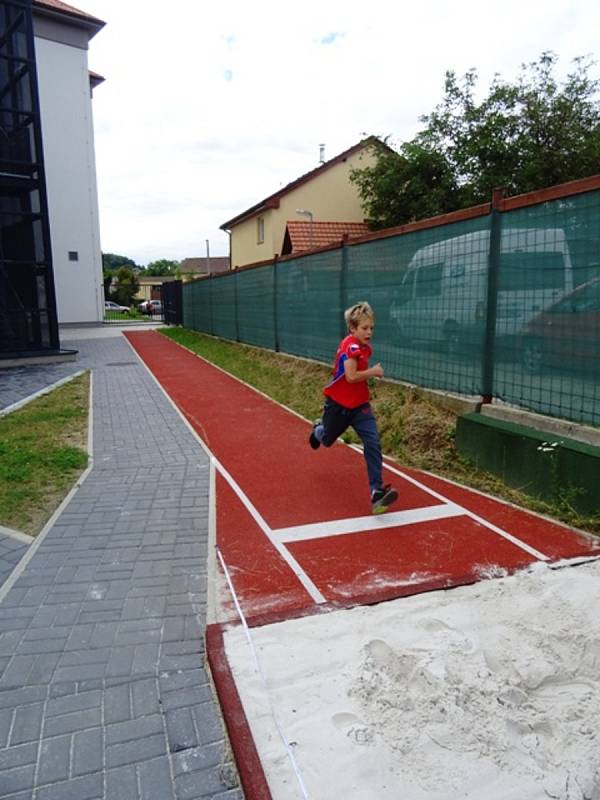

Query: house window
[
  {"left": 68, "top": 251, "right": 79, "bottom": 261},
  {"left": 257, "top": 216, "right": 265, "bottom": 244}
]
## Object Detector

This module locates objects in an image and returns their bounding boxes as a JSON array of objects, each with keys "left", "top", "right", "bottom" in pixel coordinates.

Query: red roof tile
[
  {"left": 180, "top": 257, "right": 230, "bottom": 275},
  {"left": 282, "top": 221, "right": 370, "bottom": 255},
  {"left": 33, "top": 0, "right": 105, "bottom": 28}
]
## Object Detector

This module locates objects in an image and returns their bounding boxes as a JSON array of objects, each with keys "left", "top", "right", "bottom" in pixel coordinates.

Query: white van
[{"left": 389, "top": 227, "right": 574, "bottom": 353}]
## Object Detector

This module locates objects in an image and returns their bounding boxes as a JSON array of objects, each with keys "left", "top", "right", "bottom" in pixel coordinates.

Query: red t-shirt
[{"left": 324, "top": 334, "right": 371, "bottom": 408}]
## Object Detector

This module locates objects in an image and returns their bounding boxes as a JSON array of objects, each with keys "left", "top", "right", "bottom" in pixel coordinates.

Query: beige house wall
[{"left": 229, "top": 146, "right": 376, "bottom": 268}]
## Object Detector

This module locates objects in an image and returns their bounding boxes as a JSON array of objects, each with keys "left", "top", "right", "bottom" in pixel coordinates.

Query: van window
[
  {"left": 416, "top": 262, "right": 443, "bottom": 298},
  {"left": 498, "top": 252, "right": 566, "bottom": 291}
]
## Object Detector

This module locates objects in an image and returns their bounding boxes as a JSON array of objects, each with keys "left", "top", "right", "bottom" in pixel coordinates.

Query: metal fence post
[
  {"left": 234, "top": 268, "right": 240, "bottom": 342},
  {"left": 340, "top": 235, "right": 348, "bottom": 338},
  {"left": 481, "top": 188, "right": 504, "bottom": 403},
  {"left": 273, "top": 255, "right": 280, "bottom": 352},
  {"left": 208, "top": 274, "right": 214, "bottom": 335}
]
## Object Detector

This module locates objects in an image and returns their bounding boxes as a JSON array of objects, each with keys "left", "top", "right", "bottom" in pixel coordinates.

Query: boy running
[{"left": 309, "top": 301, "right": 398, "bottom": 515}]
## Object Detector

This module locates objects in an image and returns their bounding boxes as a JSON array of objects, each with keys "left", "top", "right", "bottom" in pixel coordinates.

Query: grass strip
[
  {"left": 160, "top": 327, "right": 600, "bottom": 535},
  {"left": 0, "top": 372, "right": 89, "bottom": 536}
]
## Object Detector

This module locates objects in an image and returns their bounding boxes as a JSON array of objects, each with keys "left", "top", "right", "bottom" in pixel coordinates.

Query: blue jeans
[{"left": 314, "top": 399, "right": 383, "bottom": 493}]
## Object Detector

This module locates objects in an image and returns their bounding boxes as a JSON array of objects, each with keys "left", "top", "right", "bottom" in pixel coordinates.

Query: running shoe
[
  {"left": 309, "top": 419, "right": 321, "bottom": 450},
  {"left": 371, "top": 484, "right": 398, "bottom": 514}
]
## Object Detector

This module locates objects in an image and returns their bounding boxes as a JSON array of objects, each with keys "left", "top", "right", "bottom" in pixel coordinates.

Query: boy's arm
[{"left": 344, "top": 357, "right": 384, "bottom": 383}]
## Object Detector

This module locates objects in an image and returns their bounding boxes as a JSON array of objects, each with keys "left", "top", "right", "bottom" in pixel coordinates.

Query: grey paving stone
[
  {"left": 1, "top": 790, "right": 34, "bottom": 800},
  {"left": 105, "top": 732, "right": 167, "bottom": 769},
  {"left": 72, "top": 727, "right": 103, "bottom": 777},
  {"left": 171, "top": 742, "right": 222, "bottom": 777},
  {"left": 106, "top": 714, "right": 163, "bottom": 745},
  {"left": 166, "top": 707, "right": 198, "bottom": 753},
  {"left": 193, "top": 702, "right": 228, "bottom": 746},
  {"left": 105, "top": 764, "right": 137, "bottom": 800},
  {"left": 103, "top": 683, "right": 131, "bottom": 724},
  {"left": 0, "top": 706, "right": 13, "bottom": 746},
  {"left": 43, "top": 706, "right": 102, "bottom": 737},
  {"left": 174, "top": 765, "right": 234, "bottom": 800},
  {"left": 0, "top": 333, "right": 243, "bottom": 799},
  {"left": 0, "top": 764, "right": 36, "bottom": 795},
  {"left": 45, "top": 688, "right": 102, "bottom": 718},
  {"left": 131, "top": 678, "right": 160, "bottom": 718},
  {"left": 36, "top": 773, "right": 103, "bottom": 800},
  {"left": 160, "top": 686, "right": 214, "bottom": 713},
  {"left": 10, "top": 702, "right": 44, "bottom": 745},
  {"left": 0, "top": 741, "right": 37, "bottom": 771},
  {"left": 37, "top": 734, "right": 71, "bottom": 784},
  {"left": 138, "top": 756, "right": 176, "bottom": 800}
]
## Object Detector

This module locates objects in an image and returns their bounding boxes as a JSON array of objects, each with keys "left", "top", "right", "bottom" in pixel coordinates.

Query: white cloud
[{"left": 83, "top": 0, "right": 600, "bottom": 264}]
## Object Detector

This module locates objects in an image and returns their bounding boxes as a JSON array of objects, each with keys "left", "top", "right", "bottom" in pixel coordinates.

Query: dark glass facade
[{"left": 0, "top": 0, "right": 59, "bottom": 355}]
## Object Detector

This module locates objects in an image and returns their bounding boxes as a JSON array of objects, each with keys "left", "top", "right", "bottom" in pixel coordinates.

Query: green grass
[
  {"left": 0, "top": 373, "right": 89, "bottom": 536},
  {"left": 160, "top": 327, "right": 600, "bottom": 535}
]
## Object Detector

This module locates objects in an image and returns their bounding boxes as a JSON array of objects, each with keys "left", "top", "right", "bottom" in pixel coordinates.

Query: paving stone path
[{"left": 0, "top": 329, "right": 243, "bottom": 800}]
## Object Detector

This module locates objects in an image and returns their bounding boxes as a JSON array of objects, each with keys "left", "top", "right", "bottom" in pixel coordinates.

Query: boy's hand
[{"left": 371, "top": 363, "right": 384, "bottom": 378}]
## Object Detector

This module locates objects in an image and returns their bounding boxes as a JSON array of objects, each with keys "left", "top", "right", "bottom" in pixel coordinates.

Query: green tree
[
  {"left": 102, "top": 252, "right": 138, "bottom": 270},
  {"left": 110, "top": 266, "right": 139, "bottom": 307},
  {"left": 102, "top": 253, "right": 138, "bottom": 298},
  {"left": 351, "top": 52, "right": 600, "bottom": 228},
  {"left": 351, "top": 138, "right": 461, "bottom": 230},
  {"left": 142, "top": 259, "right": 181, "bottom": 277}
]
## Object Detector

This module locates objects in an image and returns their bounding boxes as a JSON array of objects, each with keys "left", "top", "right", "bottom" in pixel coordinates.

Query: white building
[{"left": 32, "top": 0, "right": 105, "bottom": 325}]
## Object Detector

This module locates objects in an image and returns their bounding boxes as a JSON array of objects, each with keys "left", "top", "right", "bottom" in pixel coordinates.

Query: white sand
[{"left": 223, "top": 558, "right": 600, "bottom": 800}]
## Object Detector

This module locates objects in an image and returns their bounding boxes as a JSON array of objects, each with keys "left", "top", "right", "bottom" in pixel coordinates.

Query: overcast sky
[{"left": 81, "top": 0, "right": 600, "bottom": 266}]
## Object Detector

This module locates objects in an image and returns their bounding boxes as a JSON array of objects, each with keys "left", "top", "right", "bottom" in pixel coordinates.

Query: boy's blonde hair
[{"left": 344, "top": 301, "right": 374, "bottom": 330}]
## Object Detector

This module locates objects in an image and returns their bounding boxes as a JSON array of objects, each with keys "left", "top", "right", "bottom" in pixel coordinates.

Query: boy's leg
[
  {"left": 351, "top": 405, "right": 398, "bottom": 513},
  {"left": 352, "top": 406, "right": 398, "bottom": 514},
  {"left": 350, "top": 404, "right": 383, "bottom": 492},
  {"left": 313, "top": 399, "right": 350, "bottom": 447}
]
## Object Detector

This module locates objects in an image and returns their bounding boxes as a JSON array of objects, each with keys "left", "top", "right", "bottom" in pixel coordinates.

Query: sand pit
[{"left": 224, "top": 558, "right": 600, "bottom": 800}]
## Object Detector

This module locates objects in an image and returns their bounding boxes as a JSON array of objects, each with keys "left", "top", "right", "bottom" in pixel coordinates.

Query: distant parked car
[
  {"left": 138, "top": 300, "right": 150, "bottom": 313},
  {"left": 148, "top": 300, "right": 163, "bottom": 314},
  {"left": 521, "top": 277, "right": 600, "bottom": 372},
  {"left": 104, "top": 300, "right": 130, "bottom": 314}
]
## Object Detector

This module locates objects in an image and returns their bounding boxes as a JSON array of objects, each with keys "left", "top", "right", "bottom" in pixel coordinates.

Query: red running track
[{"left": 126, "top": 330, "right": 600, "bottom": 625}]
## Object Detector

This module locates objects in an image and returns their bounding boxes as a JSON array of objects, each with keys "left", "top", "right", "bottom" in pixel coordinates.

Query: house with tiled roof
[
  {"left": 281, "top": 220, "right": 370, "bottom": 256},
  {"left": 32, "top": 0, "right": 106, "bottom": 325},
  {"left": 220, "top": 138, "right": 383, "bottom": 268},
  {"left": 180, "top": 256, "right": 231, "bottom": 279}
]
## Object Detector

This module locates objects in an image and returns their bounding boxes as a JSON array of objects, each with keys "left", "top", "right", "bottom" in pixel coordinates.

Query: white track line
[
  {"left": 272, "top": 503, "right": 464, "bottom": 543},
  {"left": 214, "top": 461, "right": 326, "bottom": 605},
  {"left": 348, "top": 447, "right": 552, "bottom": 562},
  {"left": 124, "top": 335, "right": 326, "bottom": 605}
]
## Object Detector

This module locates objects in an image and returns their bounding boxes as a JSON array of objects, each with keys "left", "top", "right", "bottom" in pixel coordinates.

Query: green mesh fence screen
[
  {"left": 277, "top": 249, "right": 343, "bottom": 362},
  {"left": 210, "top": 271, "right": 237, "bottom": 341},
  {"left": 183, "top": 188, "right": 600, "bottom": 428},
  {"left": 346, "top": 214, "right": 491, "bottom": 397},
  {"left": 492, "top": 191, "right": 600, "bottom": 427},
  {"left": 236, "top": 265, "right": 277, "bottom": 349}
]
